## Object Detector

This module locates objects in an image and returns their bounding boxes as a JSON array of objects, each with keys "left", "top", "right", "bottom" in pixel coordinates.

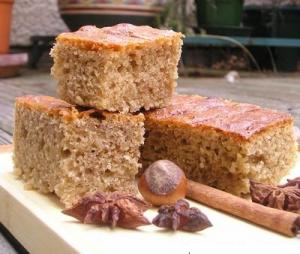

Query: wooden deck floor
[{"left": 0, "top": 69, "right": 299, "bottom": 144}]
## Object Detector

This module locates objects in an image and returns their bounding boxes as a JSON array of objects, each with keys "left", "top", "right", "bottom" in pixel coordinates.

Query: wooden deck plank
[
  {"left": 0, "top": 129, "right": 13, "bottom": 145},
  {"left": 0, "top": 69, "right": 300, "bottom": 139}
]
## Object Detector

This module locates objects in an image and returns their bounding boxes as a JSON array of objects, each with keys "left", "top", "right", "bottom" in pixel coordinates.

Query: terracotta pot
[{"left": 0, "top": 0, "right": 14, "bottom": 54}]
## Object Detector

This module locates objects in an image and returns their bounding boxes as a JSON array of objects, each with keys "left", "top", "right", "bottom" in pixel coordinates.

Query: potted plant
[
  {"left": 195, "top": 0, "right": 251, "bottom": 36},
  {"left": 196, "top": 0, "right": 244, "bottom": 27},
  {"left": 0, "top": 0, "right": 28, "bottom": 78},
  {"left": 57, "top": 0, "right": 167, "bottom": 31},
  {"left": 0, "top": 0, "right": 14, "bottom": 54}
]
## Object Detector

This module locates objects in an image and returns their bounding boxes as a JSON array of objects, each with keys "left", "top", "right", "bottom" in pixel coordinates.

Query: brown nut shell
[{"left": 138, "top": 160, "right": 187, "bottom": 206}]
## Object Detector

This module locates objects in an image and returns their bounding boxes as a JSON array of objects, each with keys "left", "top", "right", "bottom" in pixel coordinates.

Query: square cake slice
[
  {"left": 142, "top": 95, "right": 297, "bottom": 195},
  {"left": 50, "top": 23, "right": 183, "bottom": 113},
  {"left": 13, "top": 95, "right": 144, "bottom": 207}
]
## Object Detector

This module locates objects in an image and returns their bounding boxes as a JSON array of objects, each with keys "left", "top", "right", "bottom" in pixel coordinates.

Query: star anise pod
[
  {"left": 250, "top": 178, "right": 300, "bottom": 214},
  {"left": 152, "top": 199, "right": 212, "bottom": 232},
  {"left": 63, "top": 192, "right": 151, "bottom": 229}
]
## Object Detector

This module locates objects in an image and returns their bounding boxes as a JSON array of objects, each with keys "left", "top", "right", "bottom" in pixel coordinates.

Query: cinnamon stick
[{"left": 187, "top": 180, "right": 300, "bottom": 237}]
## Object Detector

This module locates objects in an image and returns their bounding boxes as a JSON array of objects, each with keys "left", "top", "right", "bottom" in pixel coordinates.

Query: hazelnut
[{"left": 138, "top": 160, "right": 187, "bottom": 206}]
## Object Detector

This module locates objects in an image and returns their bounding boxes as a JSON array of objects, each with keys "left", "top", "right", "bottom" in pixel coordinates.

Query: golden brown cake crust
[
  {"left": 16, "top": 95, "right": 75, "bottom": 120},
  {"left": 56, "top": 23, "right": 183, "bottom": 51},
  {"left": 145, "top": 94, "right": 293, "bottom": 140},
  {"left": 16, "top": 95, "right": 144, "bottom": 122}
]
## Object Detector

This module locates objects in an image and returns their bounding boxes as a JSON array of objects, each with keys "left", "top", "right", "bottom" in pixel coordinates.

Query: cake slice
[
  {"left": 13, "top": 95, "right": 144, "bottom": 207},
  {"left": 50, "top": 23, "right": 183, "bottom": 113},
  {"left": 142, "top": 94, "right": 297, "bottom": 195}
]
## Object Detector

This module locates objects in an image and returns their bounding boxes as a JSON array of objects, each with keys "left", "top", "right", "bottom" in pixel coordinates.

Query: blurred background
[{"left": 1, "top": 0, "right": 300, "bottom": 74}]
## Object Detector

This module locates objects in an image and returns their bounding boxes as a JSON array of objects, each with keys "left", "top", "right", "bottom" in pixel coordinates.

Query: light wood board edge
[
  {"left": 0, "top": 186, "right": 77, "bottom": 254},
  {"left": 0, "top": 144, "right": 13, "bottom": 153}
]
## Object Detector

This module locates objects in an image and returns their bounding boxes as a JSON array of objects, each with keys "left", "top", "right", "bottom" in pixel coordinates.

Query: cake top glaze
[
  {"left": 145, "top": 94, "right": 293, "bottom": 140},
  {"left": 56, "top": 24, "right": 183, "bottom": 51},
  {"left": 16, "top": 95, "right": 144, "bottom": 122}
]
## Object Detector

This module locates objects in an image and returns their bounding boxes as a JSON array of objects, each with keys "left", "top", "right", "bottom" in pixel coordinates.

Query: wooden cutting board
[{"left": 0, "top": 145, "right": 299, "bottom": 254}]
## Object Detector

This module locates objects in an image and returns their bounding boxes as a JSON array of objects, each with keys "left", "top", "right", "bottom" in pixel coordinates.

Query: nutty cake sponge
[
  {"left": 51, "top": 24, "right": 183, "bottom": 113},
  {"left": 13, "top": 95, "right": 144, "bottom": 208},
  {"left": 142, "top": 95, "right": 297, "bottom": 196}
]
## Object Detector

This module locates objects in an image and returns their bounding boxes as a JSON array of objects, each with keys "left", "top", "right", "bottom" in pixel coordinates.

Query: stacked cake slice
[{"left": 50, "top": 24, "right": 183, "bottom": 113}]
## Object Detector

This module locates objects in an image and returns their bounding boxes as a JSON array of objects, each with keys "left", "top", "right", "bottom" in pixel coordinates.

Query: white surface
[{"left": 0, "top": 150, "right": 299, "bottom": 254}]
